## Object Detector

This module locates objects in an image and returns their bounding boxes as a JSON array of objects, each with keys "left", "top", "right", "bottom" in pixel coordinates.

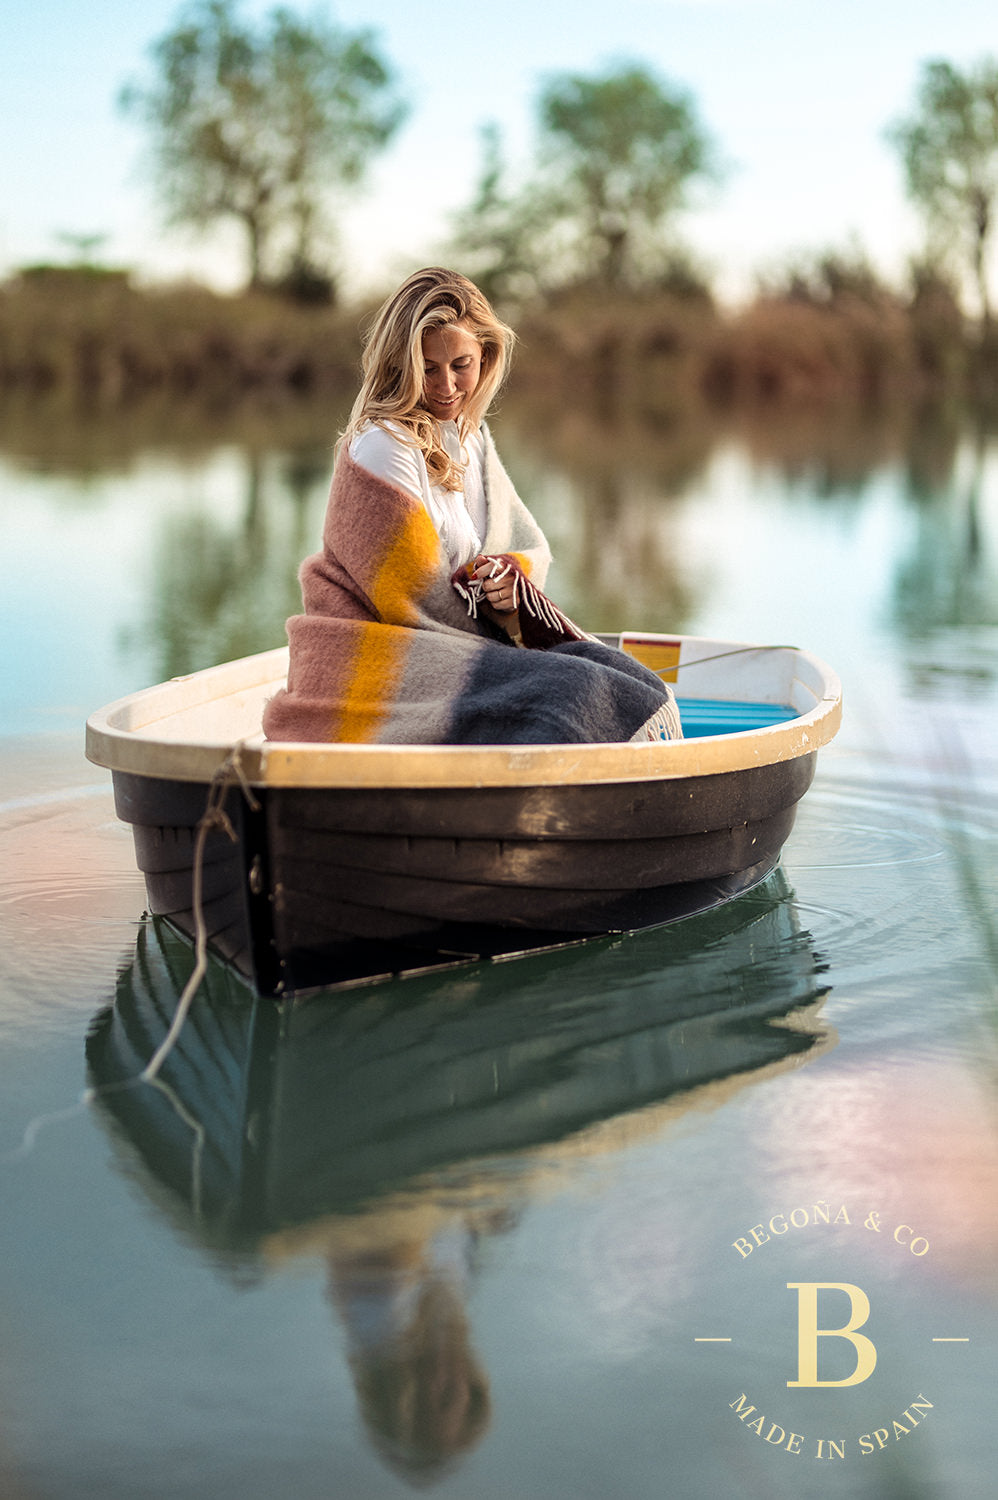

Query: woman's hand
[
  {"left": 470, "top": 555, "right": 524, "bottom": 644},
  {"left": 471, "top": 555, "right": 518, "bottom": 613}
]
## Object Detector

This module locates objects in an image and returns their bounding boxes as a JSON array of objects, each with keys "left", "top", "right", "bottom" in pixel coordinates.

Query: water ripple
[
  {"left": 783, "top": 770, "right": 998, "bottom": 1054},
  {"left": 789, "top": 819, "right": 944, "bottom": 870}
]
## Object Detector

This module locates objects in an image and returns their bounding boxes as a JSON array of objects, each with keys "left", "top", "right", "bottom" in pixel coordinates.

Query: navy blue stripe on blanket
[{"left": 446, "top": 640, "right": 673, "bottom": 745}]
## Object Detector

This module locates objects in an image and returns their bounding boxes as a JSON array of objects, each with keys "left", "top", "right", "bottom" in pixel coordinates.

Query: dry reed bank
[
  {"left": 0, "top": 265, "right": 991, "bottom": 417},
  {"left": 0, "top": 269, "right": 368, "bottom": 403}
]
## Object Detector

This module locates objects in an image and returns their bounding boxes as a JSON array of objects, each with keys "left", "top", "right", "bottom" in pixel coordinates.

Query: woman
[{"left": 262, "top": 268, "right": 682, "bottom": 745}]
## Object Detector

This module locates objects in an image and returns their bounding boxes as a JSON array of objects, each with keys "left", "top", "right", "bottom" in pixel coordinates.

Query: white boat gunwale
[{"left": 85, "top": 635, "right": 843, "bottom": 791}]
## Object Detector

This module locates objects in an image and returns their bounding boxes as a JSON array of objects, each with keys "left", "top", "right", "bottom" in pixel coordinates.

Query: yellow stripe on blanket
[
  {"left": 339, "top": 506, "right": 442, "bottom": 741},
  {"left": 337, "top": 626, "right": 409, "bottom": 741},
  {"left": 369, "top": 504, "right": 441, "bottom": 626}
]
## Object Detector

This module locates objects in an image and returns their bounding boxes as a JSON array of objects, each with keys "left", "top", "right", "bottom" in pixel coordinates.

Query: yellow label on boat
[{"left": 619, "top": 635, "right": 682, "bottom": 682}]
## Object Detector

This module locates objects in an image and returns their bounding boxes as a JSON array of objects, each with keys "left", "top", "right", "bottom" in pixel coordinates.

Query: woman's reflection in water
[{"left": 325, "top": 1211, "right": 508, "bottom": 1483}]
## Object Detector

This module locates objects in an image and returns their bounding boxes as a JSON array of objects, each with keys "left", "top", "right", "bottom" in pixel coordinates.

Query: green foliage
[
  {"left": 55, "top": 231, "right": 110, "bottom": 266},
  {"left": 449, "top": 63, "right": 718, "bottom": 300},
  {"left": 888, "top": 57, "right": 998, "bottom": 321},
  {"left": 448, "top": 123, "right": 554, "bottom": 306},
  {"left": 537, "top": 62, "right": 718, "bottom": 288},
  {"left": 120, "top": 0, "right": 406, "bottom": 290}
]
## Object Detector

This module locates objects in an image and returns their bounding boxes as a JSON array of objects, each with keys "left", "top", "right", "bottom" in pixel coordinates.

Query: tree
[
  {"left": 55, "top": 231, "right": 109, "bottom": 267},
  {"left": 448, "top": 123, "right": 553, "bottom": 306},
  {"left": 121, "top": 0, "right": 406, "bottom": 291},
  {"left": 888, "top": 58, "right": 998, "bottom": 324},
  {"left": 536, "top": 62, "right": 718, "bottom": 288}
]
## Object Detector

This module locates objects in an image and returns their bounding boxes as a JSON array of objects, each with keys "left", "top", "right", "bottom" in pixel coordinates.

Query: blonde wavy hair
[{"left": 342, "top": 268, "right": 516, "bottom": 492}]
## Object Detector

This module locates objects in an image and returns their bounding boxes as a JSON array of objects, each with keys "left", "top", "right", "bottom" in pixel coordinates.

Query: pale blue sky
[{"left": 3, "top": 0, "right": 997, "bottom": 302}]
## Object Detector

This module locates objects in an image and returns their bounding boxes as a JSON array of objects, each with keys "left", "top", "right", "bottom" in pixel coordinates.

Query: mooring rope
[
  {"left": 651, "top": 643, "right": 800, "bottom": 679},
  {"left": 3, "top": 747, "right": 261, "bottom": 1167},
  {"left": 140, "top": 744, "right": 259, "bottom": 1086}
]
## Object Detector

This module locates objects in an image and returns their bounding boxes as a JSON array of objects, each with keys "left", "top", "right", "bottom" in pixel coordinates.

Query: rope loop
[{"left": 141, "top": 742, "right": 258, "bottom": 1085}]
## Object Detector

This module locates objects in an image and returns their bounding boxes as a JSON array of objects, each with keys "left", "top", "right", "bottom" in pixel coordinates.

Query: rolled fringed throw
[
  {"left": 262, "top": 427, "right": 681, "bottom": 746},
  {"left": 451, "top": 551, "right": 592, "bottom": 650}
]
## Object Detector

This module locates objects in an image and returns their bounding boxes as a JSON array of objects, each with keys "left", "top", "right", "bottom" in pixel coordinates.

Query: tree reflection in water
[{"left": 2, "top": 385, "right": 993, "bottom": 693}]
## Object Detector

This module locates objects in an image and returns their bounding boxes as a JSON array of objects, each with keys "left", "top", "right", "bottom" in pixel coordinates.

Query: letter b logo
[{"left": 786, "top": 1282, "right": 877, "bottom": 1387}]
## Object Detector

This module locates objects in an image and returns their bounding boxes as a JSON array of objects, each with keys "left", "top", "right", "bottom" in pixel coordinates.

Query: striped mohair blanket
[{"left": 262, "top": 428, "right": 680, "bottom": 745}]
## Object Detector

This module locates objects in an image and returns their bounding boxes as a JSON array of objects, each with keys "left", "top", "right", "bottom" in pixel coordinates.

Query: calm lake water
[{"left": 1, "top": 395, "right": 996, "bottom": 1498}]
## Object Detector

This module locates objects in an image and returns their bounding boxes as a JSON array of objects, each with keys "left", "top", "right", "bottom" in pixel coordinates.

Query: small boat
[{"left": 85, "top": 633, "right": 841, "bottom": 995}]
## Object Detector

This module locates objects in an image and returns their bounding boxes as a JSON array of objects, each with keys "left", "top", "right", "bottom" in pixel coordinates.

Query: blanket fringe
[{"left": 453, "top": 554, "right": 590, "bottom": 646}]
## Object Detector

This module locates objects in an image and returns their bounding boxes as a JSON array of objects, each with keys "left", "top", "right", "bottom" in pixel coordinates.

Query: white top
[{"left": 349, "top": 420, "right": 487, "bottom": 571}]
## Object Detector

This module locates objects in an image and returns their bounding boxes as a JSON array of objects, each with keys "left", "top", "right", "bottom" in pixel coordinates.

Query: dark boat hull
[{"left": 111, "top": 750, "right": 816, "bottom": 995}]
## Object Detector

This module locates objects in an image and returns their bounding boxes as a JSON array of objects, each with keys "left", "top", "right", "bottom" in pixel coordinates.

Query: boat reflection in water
[{"left": 86, "top": 868, "right": 833, "bottom": 1485}]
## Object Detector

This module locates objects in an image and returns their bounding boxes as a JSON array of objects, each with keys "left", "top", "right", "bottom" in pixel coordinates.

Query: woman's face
[{"left": 420, "top": 323, "right": 483, "bottom": 423}]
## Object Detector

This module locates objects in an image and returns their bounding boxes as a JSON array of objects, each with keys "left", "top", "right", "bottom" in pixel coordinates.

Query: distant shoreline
[{"left": 1, "top": 267, "right": 993, "bottom": 413}]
